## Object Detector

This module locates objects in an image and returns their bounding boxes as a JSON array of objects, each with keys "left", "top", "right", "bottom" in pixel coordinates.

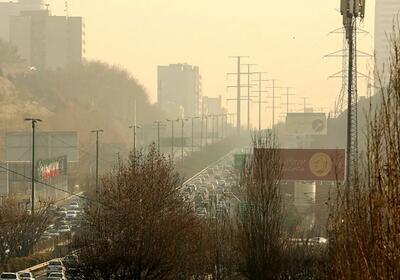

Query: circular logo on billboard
[
  {"left": 312, "top": 119, "right": 325, "bottom": 132},
  {"left": 309, "top": 152, "right": 332, "bottom": 177}
]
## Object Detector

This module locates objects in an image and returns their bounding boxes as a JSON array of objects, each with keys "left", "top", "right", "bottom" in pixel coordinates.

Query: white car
[
  {"left": 47, "top": 272, "right": 66, "bottom": 280},
  {"left": 0, "top": 273, "right": 20, "bottom": 280},
  {"left": 46, "top": 229, "right": 60, "bottom": 237},
  {"left": 310, "top": 237, "right": 328, "bottom": 245},
  {"left": 196, "top": 207, "right": 207, "bottom": 217},
  {"left": 65, "top": 210, "right": 77, "bottom": 219},
  {"left": 57, "top": 225, "right": 71, "bottom": 233},
  {"left": 17, "top": 272, "right": 34, "bottom": 280},
  {"left": 46, "top": 260, "right": 65, "bottom": 276},
  {"left": 68, "top": 201, "right": 79, "bottom": 209}
]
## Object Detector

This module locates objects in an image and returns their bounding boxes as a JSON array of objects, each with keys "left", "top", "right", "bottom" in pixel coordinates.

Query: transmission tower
[
  {"left": 227, "top": 56, "right": 250, "bottom": 134},
  {"left": 325, "top": 26, "right": 370, "bottom": 118},
  {"left": 341, "top": 0, "right": 366, "bottom": 183}
]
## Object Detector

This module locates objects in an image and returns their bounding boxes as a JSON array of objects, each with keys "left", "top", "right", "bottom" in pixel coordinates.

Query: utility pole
[
  {"left": 129, "top": 124, "right": 141, "bottom": 153},
  {"left": 281, "top": 87, "right": 295, "bottom": 115},
  {"left": 227, "top": 56, "right": 249, "bottom": 134},
  {"left": 299, "top": 97, "right": 311, "bottom": 112},
  {"left": 191, "top": 117, "right": 200, "bottom": 153},
  {"left": 154, "top": 121, "right": 163, "bottom": 151},
  {"left": 265, "top": 79, "right": 283, "bottom": 129},
  {"left": 252, "top": 72, "right": 268, "bottom": 130},
  {"left": 242, "top": 63, "right": 257, "bottom": 130},
  {"left": 205, "top": 115, "right": 209, "bottom": 148},
  {"left": 166, "top": 119, "right": 178, "bottom": 160},
  {"left": 91, "top": 129, "right": 104, "bottom": 194},
  {"left": 24, "top": 118, "right": 42, "bottom": 214},
  {"left": 200, "top": 115, "right": 204, "bottom": 149},
  {"left": 179, "top": 118, "right": 188, "bottom": 162}
]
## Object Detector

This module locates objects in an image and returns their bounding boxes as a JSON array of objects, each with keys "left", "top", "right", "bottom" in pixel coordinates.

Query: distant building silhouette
[
  {"left": 202, "top": 95, "right": 226, "bottom": 115},
  {"left": 0, "top": 0, "right": 43, "bottom": 42},
  {"left": 375, "top": 0, "right": 400, "bottom": 81},
  {"left": 9, "top": 9, "right": 82, "bottom": 69},
  {"left": 157, "top": 63, "right": 202, "bottom": 118}
]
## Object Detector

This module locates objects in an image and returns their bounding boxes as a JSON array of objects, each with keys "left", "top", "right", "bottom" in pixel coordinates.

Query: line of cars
[
  {"left": 41, "top": 201, "right": 83, "bottom": 240},
  {"left": 44, "top": 254, "right": 82, "bottom": 280},
  {"left": 0, "top": 272, "right": 34, "bottom": 280},
  {"left": 183, "top": 155, "right": 238, "bottom": 218}
]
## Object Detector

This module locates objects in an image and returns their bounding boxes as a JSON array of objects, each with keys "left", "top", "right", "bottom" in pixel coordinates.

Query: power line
[{"left": 0, "top": 164, "right": 93, "bottom": 204}]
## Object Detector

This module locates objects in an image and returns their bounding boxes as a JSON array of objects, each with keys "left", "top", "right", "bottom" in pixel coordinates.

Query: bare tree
[
  {"left": 75, "top": 144, "right": 207, "bottom": 280},
  {"left": 0, "top": 199, "right": 49, "bottom": 265},
  {"left": 235, "top": 131, "right": 284, "bottom": 279},
  {"left": 327, "top": 23, "right": 400, "bottom": 280}
]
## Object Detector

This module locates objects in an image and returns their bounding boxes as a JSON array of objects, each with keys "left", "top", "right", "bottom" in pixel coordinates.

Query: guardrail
[
  {"left": 182, "top": 150, "right": 236, "bottom": 185},
  {"left": 25, "top": 259, "right": 52, "bottom": 276}
]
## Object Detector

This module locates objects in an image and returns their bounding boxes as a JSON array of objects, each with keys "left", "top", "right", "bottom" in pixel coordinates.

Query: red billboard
[
  {"left": 280, "top": 149, "right": 345, "bottom": 181},
  {"left": 36, "top": 156, "right": 68, "bottom": 181},
  {"left": 254, "top": 148, "right": 345, "bottom": 181}
]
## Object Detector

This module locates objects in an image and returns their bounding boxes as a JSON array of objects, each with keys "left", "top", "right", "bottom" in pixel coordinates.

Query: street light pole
[
  {"left": 129, "top": 124, "right": 141, "bottom": 153},
  {"left": 179, "top": 118, "right": 188, "bottom": 162},
  {"left": 211, "top": 115, "right": 215, "bottom": 144},
  {"left": 24, "top": 118, "right": 42, "bottom": 214},
  {"left": 154, "top": 121, "right": 163, "bottom": 151},
  {"left": 191, "top": 117, "right": 200, "bottom": 153},
  {"left": 91, "top": 129, "right": 104, "bottom": 194},
  {"left": 166, "top": 119, "right": 177, "bottom": 160},
  {"left": 205, "top": 116, "right": 209, "bottom": 148}
]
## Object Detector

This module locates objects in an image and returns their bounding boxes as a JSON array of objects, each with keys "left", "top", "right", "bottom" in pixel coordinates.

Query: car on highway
[
  {"left": 40, "top": 231, "right": 52, "bottom": 240},
  {"left": 68, "top": 201, "right": 79, "bottom": 209},
  {"left": 57, "top": 225, "right": 71, "bottom": 233},
  {"left": 47, "top": 204, "right": 58, "bottom": 214},
  {"left": 17, "top": 271, "right": 34, "bottom": 280},
  {"left": 47, "top": 272, "right": 66, "bottom": 280},
  {"left": 46, "top": 260, "right": 65, "bottom": 276},
  {"left": 310, "top": 237, "right": 328, "bottom": 245},
  {"left": 63, "top": 254, "right": 78, "bottom": 268},
  {"left": 0, "top": 272, "right": 20, "bottom": 280},
  {"left": 196, "top": 207, "right": 207, "bottom": 217},
  {"left": 46, "top": 229, "right": 60, "bottom": 237},
  {"left": 57, "top": 207, "right": 67, "bottom": 217},
  {"left": 65, "top": 210, "right": 77, "bottom": 220}
]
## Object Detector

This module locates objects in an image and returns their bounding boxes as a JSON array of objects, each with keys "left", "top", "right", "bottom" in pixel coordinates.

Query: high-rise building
[
  {"left": 9, "top": 9, "right": 82, "bottom": 69},
  {"left": 0, "top": 0, "right": 43, "bottom": 42},
  {"left": 157, "top": 64, "right": 202, "bottom": 118},
  {"left": 375, "top": 0, "right": 400, "bottom": 79}
]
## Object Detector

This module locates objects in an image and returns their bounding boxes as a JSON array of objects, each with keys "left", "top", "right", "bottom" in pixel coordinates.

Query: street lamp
[
  {"left": 179, "top": 118, "right": 189, "bottom": 162},
  {"left": 190, "top": 117, "right": 200, "bottom": 153},
  {"left": 129, "top": 124, "right": 141, "bottom": 153},
  {"left": 24, "top": 118, "right": 42, "bottom": 214},
  {"left": 166, "top": 119, "right": 179, "bottom": 160},
  {"left": 154, "top": 121, "right": 163, "bottom": 151},
  {"left": 90, "top": 129, "right": 104, "bottom": 194}
]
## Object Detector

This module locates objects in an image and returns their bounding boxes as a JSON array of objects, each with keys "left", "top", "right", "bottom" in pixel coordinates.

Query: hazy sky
[{"left": 47, "top": 0, "right": 375, "bottom": 127}]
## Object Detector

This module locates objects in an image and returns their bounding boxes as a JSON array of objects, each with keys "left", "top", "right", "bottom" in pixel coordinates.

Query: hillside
[{"left": 6, "top": 61, "right": 163, "bottom": 145}]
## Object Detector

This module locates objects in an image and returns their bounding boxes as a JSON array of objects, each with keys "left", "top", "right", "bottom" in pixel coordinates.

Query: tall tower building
[
  {"left": 0, "top": 0, "right": 43, "bottom": 41},
  {"left": 9, "top": 9, "right": 82, "bottom": 69},
  {"left": 157, "top": 64, "right": 202, "bottom": 118},
  {"left": 375, "top": 0, "right": 400, "bottom": 80}
]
